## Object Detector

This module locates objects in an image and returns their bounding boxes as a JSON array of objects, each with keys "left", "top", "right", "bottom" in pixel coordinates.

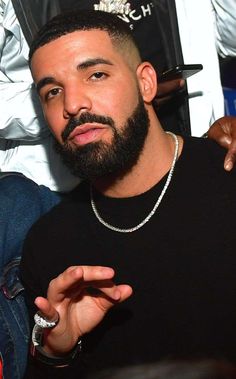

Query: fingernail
[
  {"left": 100, "top": 267, "right": 114, "bottom": 275},
  {"left": 113, "top": 290, "right": 121, "bottom": 300},
  {"left": 225, "top": 137, "right": 232, "bottom": 145},
  {"left": 225, "top": 161, "right": 233, "bottom": 171}
]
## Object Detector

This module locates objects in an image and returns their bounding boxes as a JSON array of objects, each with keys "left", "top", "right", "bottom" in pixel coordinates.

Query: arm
[
  {"left": 155, "top": 79, "right": 185, "bottom": 108},
  {"left": 211, "top": 0, "right": 236, "bottom": 57},
  {"left": 0, "top": 1, "right": 49, "bottom": 140}
]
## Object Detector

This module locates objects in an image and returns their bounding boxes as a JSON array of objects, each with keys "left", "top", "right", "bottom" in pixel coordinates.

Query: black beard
[{"left": 54, "top": 97, "right": 150, "bottom": 181}]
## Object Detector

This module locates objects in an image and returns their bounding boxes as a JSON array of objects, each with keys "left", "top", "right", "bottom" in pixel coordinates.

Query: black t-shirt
[{"left": 21, "top": 137, "right": 236, "bottom": 378}]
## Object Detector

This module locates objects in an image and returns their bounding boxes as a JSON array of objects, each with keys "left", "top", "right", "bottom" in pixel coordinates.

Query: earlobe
[{"left": 136, "top": 62, "right": 157, "bottom": 102}]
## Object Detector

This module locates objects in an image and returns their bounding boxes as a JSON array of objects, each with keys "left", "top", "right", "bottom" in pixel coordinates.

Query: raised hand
[{"left": 34, "top": 265, "right": 133, "bottom": 356}]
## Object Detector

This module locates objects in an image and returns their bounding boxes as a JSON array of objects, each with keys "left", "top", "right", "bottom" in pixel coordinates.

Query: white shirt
[
  {"left": 176, "top": 0, "right": 236, "bottom": 136},
  {"left": 0, "top": 0, "right": 79, "bottom": 191}
]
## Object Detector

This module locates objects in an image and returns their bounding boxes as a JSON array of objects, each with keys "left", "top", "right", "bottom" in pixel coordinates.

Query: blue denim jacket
[
  {"left": 0, "top": 258, "right": 29, "bottom": 379},
  {"left": 0, "top": 174, "right": 61, "bottom": 379}
]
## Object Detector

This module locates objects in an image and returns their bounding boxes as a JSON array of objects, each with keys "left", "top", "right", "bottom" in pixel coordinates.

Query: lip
[
  {"left": 68, "top": 123, "right": 108, "bottom": 146},
  {"left": 68, "top": 123, "right": 107, "bottom": 139}
]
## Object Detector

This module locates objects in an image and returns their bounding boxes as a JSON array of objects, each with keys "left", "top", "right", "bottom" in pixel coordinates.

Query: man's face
[{"left": 31, "top": 30, "right": 149, "bottom": 179}]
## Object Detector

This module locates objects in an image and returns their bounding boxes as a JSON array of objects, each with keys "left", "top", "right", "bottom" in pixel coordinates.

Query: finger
[
  {"left": 34, "top": 296, "right": 78, "bottom": 355},
  {"left": 47, "top": 266, "right": 115, "bottom": 301},
  {"left": 224, "top": 145, "right": 236, "bottom": 171},
  {"left": 207, "top": 116, "right": 236, "bottom": 148},
  {"left": 207, "top": 116, "right": 236, "bottom": 171},
  {"left": 95, "top": 284, "right": 133, "bottom": 312},
  {"left": 86, "top": 280, "right": 132, "bottom": 301},
  {"left": 80, "top": 265, "right": 115, "bottom": 281},
  {"left": 34, "top": 296, "right": 58, "bottom": 321},
  {"left": 207, "top": 123, "right": 231, "bottom": 148},
  {"left": 116, "top": 284, "right": 133, "bottom": 302},
  {"left": 61, "top": 265, "right": 115, "bottom": 280}
]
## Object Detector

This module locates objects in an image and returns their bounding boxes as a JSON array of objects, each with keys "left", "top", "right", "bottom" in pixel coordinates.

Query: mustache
[{"left": 61, "top": 112, "right": 115, "bottom": 142}]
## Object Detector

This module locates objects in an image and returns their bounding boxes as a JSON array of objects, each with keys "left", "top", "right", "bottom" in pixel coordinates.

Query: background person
[
  {"left": 0, "top": 173, "right": 61, "bottom": 379},
  {"left": 0, "top": 0, "right": 79, "bottom": 191}
]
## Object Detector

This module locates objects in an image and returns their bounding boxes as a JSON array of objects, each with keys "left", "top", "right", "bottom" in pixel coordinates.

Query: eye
[
  {"left": 45, "top": 87, "right": 62, "bottom": 100},
  {"left": 90, "top": 72, "right": 107, "bottom": 80}
]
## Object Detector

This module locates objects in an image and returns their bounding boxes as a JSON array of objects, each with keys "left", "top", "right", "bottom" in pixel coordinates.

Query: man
[
  {"left": 1, "top": 0, "right": 236, "bottom": 184},
  {"left": 1, "top": 2, "right": 236, "bottom": 378},
  {"left": 21, "top": 10, "right": 236, "bottom": 378}
]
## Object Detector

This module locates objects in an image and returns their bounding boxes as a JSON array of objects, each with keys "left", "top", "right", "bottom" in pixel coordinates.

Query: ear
[{"left": 136, "top": 62, "right": 157, "bottom": 102}]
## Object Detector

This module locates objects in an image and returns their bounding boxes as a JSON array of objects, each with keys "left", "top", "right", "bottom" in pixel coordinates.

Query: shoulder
[
  {"left": 25, "top": 181, "right": 89, "bottom": 235},
  {"left": 178, "top": 136, "right": 236, "bottom": 194},
  {"left": 0, "top": 175, "right": 61, "bottom": 263},
  {"left": 181, "top": 136, "right": 229, "bottom": 170},
  {"left": 0, "top": 174, "right": 41, "bottom": 201},
  {"left": 0, "top": 174, "right": 61, "bottom": 216}
]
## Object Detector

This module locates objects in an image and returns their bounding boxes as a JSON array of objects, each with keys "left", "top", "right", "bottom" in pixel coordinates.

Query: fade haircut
[{"left": 29, "top": 9, "right": 141, "bottom": 65}]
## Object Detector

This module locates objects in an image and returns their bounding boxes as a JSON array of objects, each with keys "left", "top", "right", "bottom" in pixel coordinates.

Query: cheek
[
  {"left": 110, "top": 90, "right": 139, "bottom": 127},
  {"left": 107, "top": 80, "right": 137, "bottom": 106},
  {"left": 43, "top": 105, "right": 65, "bottom": 142}
]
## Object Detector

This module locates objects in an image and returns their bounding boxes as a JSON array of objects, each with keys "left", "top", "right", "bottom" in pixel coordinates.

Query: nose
[{"left": 63, "top": 82, "right": 92, "bottom": 119}]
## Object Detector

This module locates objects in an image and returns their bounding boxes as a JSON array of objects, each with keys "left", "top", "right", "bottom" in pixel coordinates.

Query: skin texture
[
  {"left": 32, "top": 31, "right": 141, "bottom": 148},
  {"left": 35, "top": 266, "right": 132, "bottom": 355},
  {"left": 207, "top": 116, "right": 236, "bottom": 171},
  {"left": 30, "top": 28, "right": 183, "bottom": 356},
  {"left": 154, "top": 78, "right": 185, "bottom": 107},
  {"left": 32, "top": 30, "right": 181, "bottom": 197},
  {"left": 30, "top": 26, "right": 236, "bottom": 358}
]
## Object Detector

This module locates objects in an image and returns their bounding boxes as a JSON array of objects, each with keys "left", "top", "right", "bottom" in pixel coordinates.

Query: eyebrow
[
  {"left": 36, "top": 77, "right": 55, "bottom": 94},
  {"left": 77, "top": 57, "right": 113, "bottom": 70},
  {"left": 36, "top": 58, "right": 114, "bottom": 94}
]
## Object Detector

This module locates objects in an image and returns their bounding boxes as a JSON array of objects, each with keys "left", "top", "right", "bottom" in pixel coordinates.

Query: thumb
[{"left": 34, "top": 296, "right": 59, "bottom": 322}]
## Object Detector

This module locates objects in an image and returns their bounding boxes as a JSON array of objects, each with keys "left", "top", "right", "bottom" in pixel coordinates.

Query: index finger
[{"left": 47, "top": 265, "right": 115, "bottom": 299}]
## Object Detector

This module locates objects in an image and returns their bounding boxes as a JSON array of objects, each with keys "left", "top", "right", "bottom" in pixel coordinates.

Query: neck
[{"left": 93, "top": 112, "right": 183, "bottom": 198}]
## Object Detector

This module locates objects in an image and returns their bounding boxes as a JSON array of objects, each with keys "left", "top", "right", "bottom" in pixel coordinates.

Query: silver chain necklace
[{"left": 90, "top": 131, "right": 179, "bottom": 233}]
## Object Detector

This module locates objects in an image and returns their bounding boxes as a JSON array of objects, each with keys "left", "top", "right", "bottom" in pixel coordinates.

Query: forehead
[{"left": 31, "top": 30, "right": 125, "bottom": 79}]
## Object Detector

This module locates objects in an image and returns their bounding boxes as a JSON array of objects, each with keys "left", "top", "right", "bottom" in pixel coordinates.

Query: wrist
[
  {"left": 43, "top": 329, "right": 79, "bottom": 356},
  {"left": 31, "top": 324, "right": 82, "bottom": 367}
]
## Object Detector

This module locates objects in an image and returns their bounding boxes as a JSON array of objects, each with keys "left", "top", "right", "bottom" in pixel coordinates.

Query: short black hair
[{"left": 29, "top": 9, "right": 139, "bottom": 63}]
